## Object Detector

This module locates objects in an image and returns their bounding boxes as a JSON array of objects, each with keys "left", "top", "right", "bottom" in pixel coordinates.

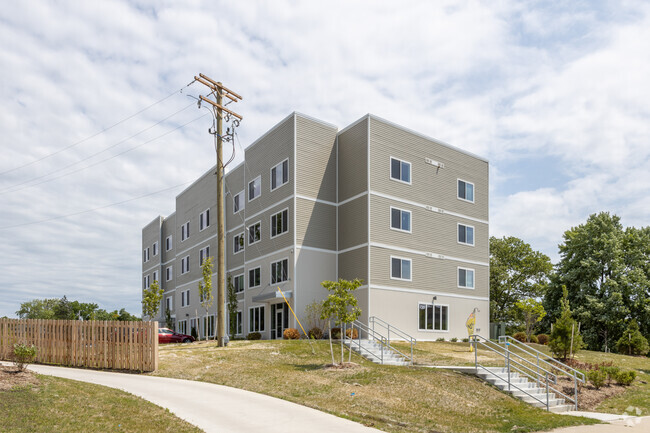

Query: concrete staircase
[
  {"left": 477, "top": 367, "right": 573, "bottom": 413},
  {"left": 344, "top": 338, "right": 410, "bottom": 366}
]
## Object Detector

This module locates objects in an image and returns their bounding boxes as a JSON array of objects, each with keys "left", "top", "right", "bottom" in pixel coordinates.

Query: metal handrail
[
  {"left": 368, "top": 316, "right": 416, "bottom": 365},
  {"left": 340, "top": 320, "right": 392, "bottom": 364},
  {"left": 474, "top": 363, "right": 552, "bottom": 408}
]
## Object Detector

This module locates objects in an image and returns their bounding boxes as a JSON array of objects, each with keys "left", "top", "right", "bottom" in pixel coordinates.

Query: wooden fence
[{"left": 0, "top": 319, "right": 158, "bottom": 372}]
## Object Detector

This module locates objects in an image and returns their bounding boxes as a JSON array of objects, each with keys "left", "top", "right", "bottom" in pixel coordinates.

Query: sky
[{"left": 1, "top": 0, "right": 649, "bottom": 318}]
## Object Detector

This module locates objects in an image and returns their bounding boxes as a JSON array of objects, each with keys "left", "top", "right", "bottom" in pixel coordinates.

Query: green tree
[
  {"left": 142, "top": 280, "right": 163, "bottom": 321},
  {"left": 616, "top": 320, "right": 649, "bottom": 356},
  {"left": 515, "top": 298, "right": 546, "bottom": 342},
  {"left": 490, "top": 236, "right": 553, "bottom": 325},
  {"left": 227, "top": 275, "right": 238, "bottom": 339},
  {"left": 198, "top": 256, "right": 214, "bottom": 340},
  {"left": 320, "top": 278, "right": 363, "bottom": 364},
  {"left": 16, "top": 299, "right": 59, "bottom": 319},
  {"left": 548, "top": 287, "right": 583, "bottom": 359}
]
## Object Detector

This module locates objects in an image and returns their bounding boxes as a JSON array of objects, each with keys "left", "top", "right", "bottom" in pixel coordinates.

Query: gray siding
[
  {"left": 241, "top": 199, "right": 294, "bottom": 262},
  {"left": 296, "top": 198, "right": 336, "bottom": 250},
  {"left": 338, "top": 195, "right": 368, "bottom": 251},
  {"left": 295, "top": 115, "right": 337, "bottom": 202},
  {"left": 338, "top": 246, "right": 368, "bottom": 283},
  {"left": 338, "top": 117, "right": 368, "bottom": 202},
  {"left": 224, "top": 163, "right": 245, "bottom": 233}
]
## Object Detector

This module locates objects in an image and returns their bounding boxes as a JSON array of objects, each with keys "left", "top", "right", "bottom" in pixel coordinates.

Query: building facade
[{"left": 142, "top": 112, "right": 489, "bottom": 340}]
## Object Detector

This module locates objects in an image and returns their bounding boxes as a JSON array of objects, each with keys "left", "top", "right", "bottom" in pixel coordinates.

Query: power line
[{"left": 0, "top": 81, "right": 196, "bottom": 177}]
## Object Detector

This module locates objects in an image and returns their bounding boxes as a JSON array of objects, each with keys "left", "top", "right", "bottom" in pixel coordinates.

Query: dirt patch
[
  {"left": 323, "top": 362, "right": 361, "bottom": 370},
  {"left": 0, "top": 366, "right": 40, "bottom": 391},
  {"left": 555, "top": 376, "right": 628, "bottom": 410}
]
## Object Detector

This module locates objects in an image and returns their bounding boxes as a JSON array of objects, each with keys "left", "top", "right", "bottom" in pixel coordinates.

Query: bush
[
  {"left": 536, "top": 334, "right": 549, "bottom": 345},
  {"left": 450, "top": 337, "right": 458, "bottom": 342},
  {"left": 345, "top": 328, "right": 359, "bottom": 339},
  {"left": 436, "top": 337, "right": 445, "bottom": 342},
  {"left": 528, "top": 334, "right": 539, "bottom": 344},
  {"left": 13, "top": 343, "right": 37, "bottom": 371},
  {"left": 601, "top": 366, "right": 621, "bottom": 384},
  {"left": 513, "top": 332, "right": 527, "bottom": 342},
  {"left": 191, "top": 327, "right": 198, "bottom": 340},
  {"left": 330, "top": 327, "right": 341, "bottom": 339},
  {"left": 308, "top": 327, "right": 323, "bottom": 340},
  {"left": 615, "top": 370, "right": 637, "bottom": 386},
  {"left": 616, "top": 320, "right": 649, "bottom": 356},
  {"left": 246, "top": 332, "right": 261, "bottom": 340},
  {"left": 462, "top": 338, "right": 469, "bottom": 343},
  {"left": 587, "top": 369, "right": 607, "bottom": 389},
  {"left": 283, "top": 328, "right": 300, "bottom": 340}
]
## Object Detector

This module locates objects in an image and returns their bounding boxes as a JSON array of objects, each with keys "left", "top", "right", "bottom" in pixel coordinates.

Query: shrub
[
  {"left": 528, "top": 334, "right": 539, "bottom": 344},
  {"left": 601, "top": 366, "right": 621, "bottom": 384},
  {"left": 513, "top": 332, "right": 527, "bottom": 342},
  {"left": 13, "top": 343, "right": 37, "bottom": 371},
  {"left": 462, "top": 338, "right": 469, "bottom": 343},
  {"left": 308, "top": 327, "right": 323, "bottom": 340},
  {"left": 587, "top": 369, "right": 607, "bottom": 389},
  {"left": 450, "top": 337, "right": 458, "bottom": 342},
  {"left": 345, "top": 328, "right": 359, "bottom": 339},
  {"left": 536, "top": 334, "right": 549, "bottom": 345},
  {"left": 616, "top": 320, "right": 649, "bottom": 356},
  {"left": 615, "top": 370, "right": 637, "bottom": 386},
  {"left": 436, "top": 337, "right": 445, "bottom": 342},
  {"left": 191, "top": 327, "right": 198, "bottom": 340},
  {"left": 330, "top": 327, "right": 342, "bottom": 339},
  {"left": 283, "top": 328, "right": 300, "bottom": 340},
  {"left": 246, "top": 332, "right": 261, "bottom": 340}
]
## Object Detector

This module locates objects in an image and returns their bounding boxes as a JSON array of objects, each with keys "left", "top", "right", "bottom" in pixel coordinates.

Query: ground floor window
[
  {"left": 177, "top": 320, "right": 187, "bottom": 335},
  {"left": 190, "top": 318, "right": 197, "bottom": 338},
  {"left": 202, "top": 315, "right": 215, "bottom": 338},
  {"left": 249, "top": 306, "right": 265, "bottom": 332},
  {"left": 236, "top": 311, "right": 242, "bottom": 335},
  {"left": 418, "top": 303, "right": 448, "bottom": 331}
]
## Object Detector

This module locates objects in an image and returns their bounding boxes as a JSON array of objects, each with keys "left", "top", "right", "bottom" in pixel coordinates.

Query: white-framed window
[
  {"left": 270, "top": 159, "right": 289, "bottom": 191},
  {"left": 152, "top": 271, "right": 159, "bottom": 283},
  {"left": 143, "top": 275, "right": 150, "bottom": 290},
  {"left": 166, "top": 266, "right": 173, "bottom": 282},
  {"left": 458, "top": 179, "right": 475, "bottom": 203},
  {"left": 458, "top": 223, "right": 475, "bottom": 246},
  {"left": 248, "top": 221, "right": 261, "bottom": 245},
  {"left": 177, "top": 320, "right": 187, "bottom": 335},
  {"left": 418, "top": 303, "right": 449, "bottom": 331},
  {"left": 235, "top": 311, "right": 242, "bottom": 335},
  {"left": 199, "top": 246, "right": 210, "bottom": 266},
  {"left": 390, "top": 157, "right": 411, "bottom": 184},
  {"left": 248, "top": 267, "right": 261, "bottom": 288},
  {"left": 203, "top": 315, "right": 215, "bottom": 338},
  {"left": 166, "top": 235, "right": 173, "bottom": 251},
  {"left": 390, "top": 207, "right": 411, "bottom": 232},
  {"left": 233, "top": 274, "right": 244, "bottom": 293},
  {"left": 248, "top": 176, "right": 261, "bottom": 202},
  {"left": 390, "top": 256, "right": 412, "bottom": 281},
  {"left": 181, "top": 221, "right": 190, "bottom": 241},
  {"left": 143, "top": 248, "right": 150, "bottom": 263},
  {"left": 271, "top": 209, "right": 288, "bottom": 238},
  {"left": 165, "top": 296, "right": 173, "bottom": 312},
  {"left": 271, "top": 258, "right": 289, "bottom": 284},
  {"left": 458, "top": 267, "right": 475, "bottom": 289},
  {"left": 249, "top": 306, "right": 265, "bottom": 332},
  {"left": 181, "top": 289, "right": 190, "bottom": 307},
  {"left": 152, "top": 242, "right": 158, "bottom": 256},
  {"left": 181, "top": 255, "right": 190, "bottom": 274},
  {"left": 234, "top": 233, "right": 244, "bottom": 254},
  {"left": 233, "top": 191, "right": 245, "bottom": 214},
  {"left": 199, "top": 209, "right": 210, "bottom": 231}
]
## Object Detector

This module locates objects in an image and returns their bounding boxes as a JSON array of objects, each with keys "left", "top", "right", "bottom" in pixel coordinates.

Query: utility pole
[{"left": 194, "top": 73, "right": 242, "bottom": 347}]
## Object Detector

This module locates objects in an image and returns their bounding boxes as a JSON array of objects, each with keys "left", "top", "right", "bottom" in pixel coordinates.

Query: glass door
[{"left": 275, "top": 307, "right": 283, "bottom": 339}]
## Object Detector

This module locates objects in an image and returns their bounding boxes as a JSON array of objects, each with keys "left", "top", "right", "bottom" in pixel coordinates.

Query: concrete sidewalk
[
  {"left": 12, "top": 363, "right": 380, "bottom": 433},
  {"left": 546, "top": 416, "right": 650, "bottom": 432}
]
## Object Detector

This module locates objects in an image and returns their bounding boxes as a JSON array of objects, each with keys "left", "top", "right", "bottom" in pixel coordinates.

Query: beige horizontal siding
[
  {"left": 239, "top": 199, "right": 294, "bottom": 262},
  {"left": 224, "top": 164, "right": 246, "bottom": 232},
  {"left": 338, "top": 195, "right": 368, "bottom": 251},
  {"left": 338, "top": 246, "right": 368, "bottom": 284},
  {"left": 338, "top": 117, "right": 368, "bottom": 202},
  {"left": 296, "top": 198, "right": 336, "bottom": 250},
  {"left": 296, "top": 115, "right": 337, "bottom": 203}
]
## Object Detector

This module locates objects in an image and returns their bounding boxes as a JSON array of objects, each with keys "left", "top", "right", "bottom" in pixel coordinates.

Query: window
[
  {"left": 152, "top": 271, "right": 158, "bottom": 283},
  {"left": 271, "top": 209, "right": 288, "bottom": 238},
  {"left": 166, "top": 266, "right": 173, "bottom": 282},
  {"left": 270, "top": 159, "right": 289, "bottom": 191},
  {"left": 233, "top": 191, "right": 245, "bottom": 213},
  {"left": 458, "top": 267, "right": 475, "bottom": 289},
  {"left": 181, "top": 221, "right": 190, "bottom": 241},
  {"left": 235, "top": 311, "right": 242, "bottom": 335},
  {"left": 233, "top": 274, "right": 244, "bottom": 293},
  {"left": 143, "top": 248, "right": 150, "bottom": 263},
  {"left": 166, "top": 235, "right": 173, "bottom": 251},
  {"left": 199, "top": 209, "right": 210, "bottom": 231},
  {"left": 181, "top": 255, "right": 190, "bottom": 274},
  {"left": 165, "top": 296, "right": 173, "bottom": 312},
  {"left": 203, "top": 315, "right": 215, "bottom": 338},
  {"left": 234, "top": 233, "right": 244, "bottom": 254},
  {"left": 249, "top": 306, "right": 265, "bottom": 332},
  {"left": 143, "top": 275, "right": 150, "bottom": 290},
  {"left": 200, "top": 246, "right": 210, "bottom": 266},
  {"left": 458, "top": 224, "right": 475, "bottom": 246},
  {"left": 390, "top": 157, "right": 411, "bottom": 184},
  {"left": 177, "top": 320, "right": 187, "bottom": 335},
  {"left": 458, "top": 180, "right": 474, "bottom": 202},
  {"left": 390, "top": 207, "right": 411, "bottom": 232},
  {"left": 391, "top": 257, "right": 412, "bottom": 281},
  {"left": 248, "top": 176, "right": 261, "bottom": 201},
  {"left": 418, "top": 303, "right": 449, "bottom": 331},
  {"left": 248, "top": 267, "right": 261, "bottom": 288},
  {"left": 152, "top": 242, "right": 158, "bottom": 256},
  {"left": 271, "top": 259, "right": 288, "bottom": 284},
  {"left": 181, "top": 289, "right": 190, "bottom": 307},
  {"left": 248, "top": 222, "right": 261, "bottom": 245}
]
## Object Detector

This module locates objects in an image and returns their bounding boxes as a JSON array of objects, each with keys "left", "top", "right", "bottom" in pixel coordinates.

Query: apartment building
[{"left": 142, "top": 112, "right": 489, "bottom": 340}]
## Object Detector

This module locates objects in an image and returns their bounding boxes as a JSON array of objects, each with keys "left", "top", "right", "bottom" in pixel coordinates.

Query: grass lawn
[
  {"left": 0, "top": 373, "right": 201, "bottom": 433},
  {"left": 152, "top": 340, "right": 599, "bottom": 433}
]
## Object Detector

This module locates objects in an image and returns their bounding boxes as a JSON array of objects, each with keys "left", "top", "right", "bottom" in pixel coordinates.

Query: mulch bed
[
  {"left": 555, "top": 376, "right": 628, "bottom": 410},
  {"left": 0, "top": 365, "right": 40, "bottom": 391}
]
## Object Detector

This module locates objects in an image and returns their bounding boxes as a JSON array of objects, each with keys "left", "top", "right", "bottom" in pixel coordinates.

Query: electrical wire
[{"left": 0, "top": 81, "right": 196, "bottom": 177}]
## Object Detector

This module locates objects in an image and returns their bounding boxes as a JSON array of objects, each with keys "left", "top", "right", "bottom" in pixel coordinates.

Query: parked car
[{"left": 158, "top": 328, "right": 195, "bottom": 344}]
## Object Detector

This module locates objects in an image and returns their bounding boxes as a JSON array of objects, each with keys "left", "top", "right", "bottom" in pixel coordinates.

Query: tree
[
  {"left": 227, "top": 275, "right": 238, "bottom": 339},
  {"left": 17, "top": 297, "right": 139, "bottom": 321},
  {"left": 515, "top": 298, "right": 546, "bottom": 342},
  {"left": 142, "top": 280, "right": 163, "bottom": 321},
  {"left": 490, "top": 236, "right": 553, "bottom": 325},
  {"left": 616, "top": 320, "right": 649, "bottom": 356},
  {"left": 198, "top": 256, "right": 214, "bottom": 340},
  {"left": 16, "top": 299, "right": 59, "bottom": 319},
  {"left": 548, "top": 287, "right": 583, "bottom": 359},
  {"left": 320, "top": 278, "right": 362, "bottom": 365}
]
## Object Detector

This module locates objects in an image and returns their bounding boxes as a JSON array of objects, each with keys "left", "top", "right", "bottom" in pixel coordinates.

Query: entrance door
[{"left": 275, "top": 307, "right": 284, "bottom": 339}]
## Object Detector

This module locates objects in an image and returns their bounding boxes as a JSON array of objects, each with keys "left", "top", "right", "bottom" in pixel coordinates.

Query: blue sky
[{"left": 0, "top": 0, "right": 648, "bottom": 318}]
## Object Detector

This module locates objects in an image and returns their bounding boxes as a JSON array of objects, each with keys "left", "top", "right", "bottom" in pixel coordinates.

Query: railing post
[
  {"left": 536, "top": 353, "right": 540, "bottom": 388},
  {"left": 387, "top": 325, "right": 391, "bottom": 349},
  {"left": 546, "top": 372, "right": 550, "bottom": 411},
  {"left": 474, "top": 336, "right": 478, "bottom": 370},
  {"left": 574, "top": 373, "right": 578, "bottom": 410},
  {"left": 410, "top": 338, "right": 413, "bottom": 366},
  {"left": 506, "top": 344, "right": 511, "bottom": 391}
]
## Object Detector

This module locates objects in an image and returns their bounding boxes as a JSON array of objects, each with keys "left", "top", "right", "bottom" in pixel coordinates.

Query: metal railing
[
  {"left": 339, "top": 320, "right": 390, "bottom": 364},
  {"left": 368, "top": 316, "right": 416, "bottom": 365}
]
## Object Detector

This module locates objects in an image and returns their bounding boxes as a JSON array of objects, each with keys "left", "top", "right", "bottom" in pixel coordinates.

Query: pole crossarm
[{"left": 199, "top": 96, "right": 243, "bottom": 121}]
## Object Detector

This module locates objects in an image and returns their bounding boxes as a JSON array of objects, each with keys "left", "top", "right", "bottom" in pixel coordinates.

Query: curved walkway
[{"left": 16, "top": 363, "right": 380, "bottom": 433}]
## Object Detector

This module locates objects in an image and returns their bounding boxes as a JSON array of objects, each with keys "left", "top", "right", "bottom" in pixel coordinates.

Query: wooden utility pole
[{"left": 194, "top": 74, "right": 242, "bottom": 347}]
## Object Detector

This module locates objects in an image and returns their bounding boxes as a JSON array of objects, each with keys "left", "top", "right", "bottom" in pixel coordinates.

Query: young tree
[
  {"left": 16, "top": 299, "right": 59, "bottom": 319},
  {"left": 616, "top": 320, "right": 649, "bottom": 356},
  {"left": 142, "top": 280, "right": 163, "bottom": 321},
  {"left": 548, "top": 287, "right": 583, "bottom": 359},
  {"left": 515, "top": 298, "right": 546, "bottom": 342},
  {"left": 198, "top": 256, "right": 214, "bottom": 341},
  {"left": 320, "top": 278, "right": 362, "bottom": 365},
  {"left": 227, "top": 275, "right": 238, "bottom": 339}
]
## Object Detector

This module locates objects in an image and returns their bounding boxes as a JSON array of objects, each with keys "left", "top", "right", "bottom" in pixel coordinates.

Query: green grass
[
  {"left": 152, "top": 340, "right": 598, "bottom": 433},
  {"left": 0, "top": 375, "right": 201, "bottom": 433}
]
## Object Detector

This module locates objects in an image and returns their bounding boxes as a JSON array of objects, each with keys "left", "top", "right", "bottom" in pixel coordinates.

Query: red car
[{"left": 158, "top": 328, "right": 195, "bottom": 344}]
